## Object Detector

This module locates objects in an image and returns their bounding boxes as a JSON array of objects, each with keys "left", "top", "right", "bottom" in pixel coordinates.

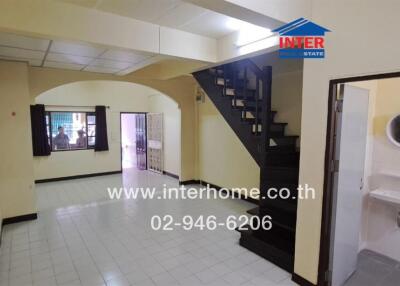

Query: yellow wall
[
  {"left": 0, "top": 60, "right": 195, "bottom": 219},
  {"left": 34, "top": 81, "right": 181, "bottom": 180},
  {"left": 0, "top": 61, "right": 36, "bottom": 218},
  {"left": 370, "top": 78, "right": 400, "bottom": 175},
  {"left": 197, "top": 52, "right": 303, "bottom": 195},
  {"left": 198, "top": 94, "right": 260, "bottom": 194},
  {"left": 295, "top": 0, "right": 400, "bottom": 283},
  {"left": 149, "top": 94, "right": 181, "bottom": 176},
  {"left": 374, "top": 78, "right": 400, "bottom": 136}
]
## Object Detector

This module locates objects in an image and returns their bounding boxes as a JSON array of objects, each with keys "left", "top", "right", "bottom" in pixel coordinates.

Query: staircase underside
[{"left": 193, "top": 61, "right": 300, "bottom": 274}]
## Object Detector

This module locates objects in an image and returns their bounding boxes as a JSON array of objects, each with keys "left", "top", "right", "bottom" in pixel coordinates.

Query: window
[{"left": 45, "top": 111, "right": 96, "bottom": 151}]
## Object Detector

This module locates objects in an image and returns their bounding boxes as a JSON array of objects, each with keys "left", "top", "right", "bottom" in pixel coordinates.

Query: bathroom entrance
[
  {"left": 320, "top": 73, "right": 400, "bottom": 286},
  {"left": 120, "top": 112, "right": 147, "bottom": 170}
]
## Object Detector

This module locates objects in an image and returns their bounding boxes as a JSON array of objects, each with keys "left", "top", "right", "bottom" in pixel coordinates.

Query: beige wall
[
  {"left": 295, "top": 0, "right": 400, "bottom": 283},
  {"left": 0, "top": 61, "right": 36, "bottom": 219},
  {"left": 34, "top": 81, "right": 180, "bottom": 180},
  {"left": 149, "top": 94, "right": 181, "bottom": 176}
]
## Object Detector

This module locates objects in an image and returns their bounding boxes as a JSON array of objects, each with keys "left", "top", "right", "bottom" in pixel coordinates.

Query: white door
[
  {"left": 330, "top": 84, "right": 369, "bottom": 286},
  {"left": 147, "top": 113, "right": 163, "bottom": 173}
]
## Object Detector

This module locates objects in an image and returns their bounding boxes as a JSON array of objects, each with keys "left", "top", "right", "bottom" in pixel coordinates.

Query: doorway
[
  {"left": 319, "top": 72, "right": 400, "bottom": 286},
  {"left": 120, "top": 113, "right": 147, "bottom": 170}
]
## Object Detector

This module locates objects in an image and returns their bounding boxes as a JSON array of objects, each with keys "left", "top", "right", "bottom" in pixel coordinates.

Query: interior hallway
[{"left": 0, "top": 169, "right": 295, "bottom": 286}]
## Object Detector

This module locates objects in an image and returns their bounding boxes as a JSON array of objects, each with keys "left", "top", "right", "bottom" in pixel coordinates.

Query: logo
[{"left": 272, "top": 18, "right": 330, "bottom": 59}]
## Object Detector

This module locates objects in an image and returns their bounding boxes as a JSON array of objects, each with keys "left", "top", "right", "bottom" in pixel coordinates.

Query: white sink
[{"left": 370, "top": 188, "right": 400, "bottom": 206}]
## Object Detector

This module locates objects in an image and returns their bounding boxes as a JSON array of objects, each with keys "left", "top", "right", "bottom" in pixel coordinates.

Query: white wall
[
  {"left": 34, "top": 80, "right": 180, "bottom": 180},
  {"left": 149, "top": 94, "right": 181, "bottom": 176},
  {"left": 295, "top": 0, "right": 400, "bottom": 283}
]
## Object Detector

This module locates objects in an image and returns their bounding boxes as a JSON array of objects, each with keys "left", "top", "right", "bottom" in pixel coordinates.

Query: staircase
[{"left": 193, "top": 59, "right": 300, "bottom": 272}]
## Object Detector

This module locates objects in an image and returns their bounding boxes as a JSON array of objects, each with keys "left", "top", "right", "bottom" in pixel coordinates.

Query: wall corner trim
[
  {"left": 162, "top": 171, "right": 179, "bottom": 180},
  {"left": 179, "top": 179, "right": 201, "bottom": 185},
  {"left": 0, "top": 218, "right": 2, "bottom": 247},
  {"left": 292, "top": 273, "right": 317, "bottom": 286},
  {"left": 1, "top": 213, "right": 38, "bottom": 247}
]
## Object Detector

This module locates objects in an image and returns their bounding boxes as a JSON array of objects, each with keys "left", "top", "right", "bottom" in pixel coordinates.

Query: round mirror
[{"left": 386, "top": 114, "right": 400, "bottom": 147}]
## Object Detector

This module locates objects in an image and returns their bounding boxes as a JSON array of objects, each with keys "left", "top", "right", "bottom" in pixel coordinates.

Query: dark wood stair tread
[{"left": 239, "top": 226, "right": 294, "bottom": 272}]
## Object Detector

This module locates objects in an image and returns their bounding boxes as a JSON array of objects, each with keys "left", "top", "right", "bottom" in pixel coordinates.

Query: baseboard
[
  {"left": 2, "top": 213, "right": 38, "bottom": 226},
  {"left": 179, "top": 179, "right": 201, "bottom": 185},
  {"left": 292, "top": 273, "right": 317, "bottom": 286},
  {"left": 163, "top": 171, "right": 179, "bottom": 180},
  {"left": 0, "top": 213, "right": 38, "bottom": 248},
  {"left": 35, "top": 170, "right": 122, "bottom": 183}
]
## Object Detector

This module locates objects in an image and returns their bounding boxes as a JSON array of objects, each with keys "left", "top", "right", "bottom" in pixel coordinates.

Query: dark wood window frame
[{"left": 45, "top": 110, "right": 96, "bottom": 152}]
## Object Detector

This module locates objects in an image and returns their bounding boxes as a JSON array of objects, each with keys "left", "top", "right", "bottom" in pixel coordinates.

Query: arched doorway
[{"left": 33, "top": 80, "right": 181, "bottom": 182}]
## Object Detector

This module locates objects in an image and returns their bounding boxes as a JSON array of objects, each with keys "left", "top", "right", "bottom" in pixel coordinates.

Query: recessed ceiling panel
[
  {"left": 0, "top": 55, "right": 42, "bottom": 67},
  {"left": 100, "top": 49, "right": 150, "bottom": 64},
  {"left": 59, "top": 0, "right": 99, "bottom": 8},
  {"left": 46, "top": 52, "right": 93, "bottom": 65},
  {"left": 50, "top": 41, "right": 106, "bottom": 57},
  {"left": 0, "top": 46, "right": 45, "bottom": 60},
  {"left": 0, "top": 33, "right": 50, "bottom": 51},
  {"left": 155, "top": 2, "right": 205, "bottom": 27},
  {"left": 97, "top": 0, "right": 180, "bottom": 22},
  {"left": 179, "top": 11, "right": 237, "bottom": 38},
  {"left": 44, "top": 61, "right": 85, "bottom": 70},
  {"left": 90, "top": 58, "right": 132, "bottom": 69},
  {"left": 84, "top": 65, "right": 120, "bottom": 74},
  {"left": 58, "top": 0, "right": 257, "bottom": 39}
]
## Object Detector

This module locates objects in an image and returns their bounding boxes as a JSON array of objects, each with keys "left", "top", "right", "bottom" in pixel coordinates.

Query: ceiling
[
  {"left": 58, "top": 0, "right": 242, "bottom": 38},
  {"left": 0, "top": 32, "right": 155, "bottom": 75}
]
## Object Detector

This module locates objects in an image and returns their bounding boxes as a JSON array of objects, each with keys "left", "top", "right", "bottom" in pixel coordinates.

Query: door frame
[
  {"left": 318, "top": 71, "right": 400, "bottom": 286},
  {"left": 120, "top": 112, "right": 148, "bottom": 171}
]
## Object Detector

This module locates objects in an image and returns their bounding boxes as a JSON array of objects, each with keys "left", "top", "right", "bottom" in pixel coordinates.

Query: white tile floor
[{"left": 0, "top": 168, "right": 296, "bottom": 286}]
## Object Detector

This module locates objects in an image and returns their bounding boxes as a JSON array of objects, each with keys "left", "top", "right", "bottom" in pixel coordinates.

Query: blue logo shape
[{"left": 273, "top": 18, "right": 331, "bottom": 59}]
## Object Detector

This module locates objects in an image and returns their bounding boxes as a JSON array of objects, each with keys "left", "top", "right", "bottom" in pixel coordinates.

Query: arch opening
[{"left": 33, "top": 80, "right": 181, "bottom": 183}]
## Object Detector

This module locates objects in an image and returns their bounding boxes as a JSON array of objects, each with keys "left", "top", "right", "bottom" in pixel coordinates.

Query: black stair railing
[
  {"left": 262, "top": 66, "right": 272, "bottom": 155},
  {"left": 192, "top": 59, "right": 299, "bottom": 272}
]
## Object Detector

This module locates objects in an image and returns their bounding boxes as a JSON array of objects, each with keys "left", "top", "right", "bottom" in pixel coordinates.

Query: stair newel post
[
  {"left": 262, "top": 66, "right": 272, "bottom": 152},
  {"left": 233, "top": 64, "right": 237, "bottom": 108},
  {"left": 223, "top": 64, "right": 227, "bottom": 96},
  {"left": 255, "top": 75, "right": 259, "bottom": 135},
  {"left": 243, "top": 66, "right": 248, "bottom": 99},
  {"left": 242, "top": 66, "right": 247, "bottom": 119}
]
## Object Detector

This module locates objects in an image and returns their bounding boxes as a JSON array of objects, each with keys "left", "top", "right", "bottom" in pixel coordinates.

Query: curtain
[
  {"left": 95, "top": 105, "right": 109, "bottom": 151},
  {"left": 30, "top": 104, "right": 51, "bottom": 156}
]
